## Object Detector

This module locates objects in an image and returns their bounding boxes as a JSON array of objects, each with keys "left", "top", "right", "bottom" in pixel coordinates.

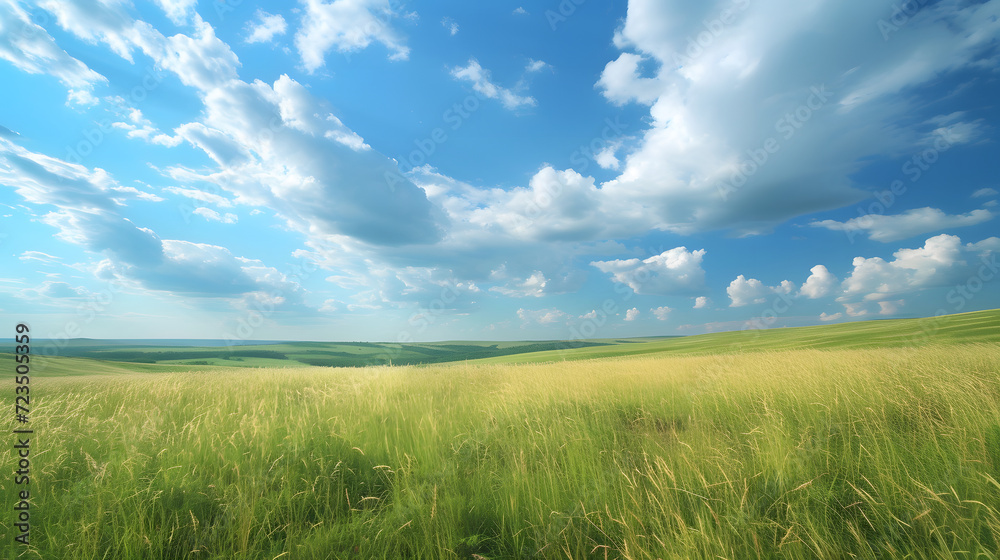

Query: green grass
[
  {"left": 468, "top": 308, "right": 1000, "bottom": 364},
  {"left": 16, "top": 339, "right": 630, "bottom": 371},
  {"left": 8, "top": 309, "right": 998, "bottom": 376},
  {"left": 2, "top": 342, "right": 999, "bottom": 558}
]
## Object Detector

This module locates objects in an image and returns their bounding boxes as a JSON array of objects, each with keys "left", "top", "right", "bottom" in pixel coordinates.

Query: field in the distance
[
  {"left": 1, "top": 310, "right": 999, "bottom": 559},
  {"left": 9, "top": 308, "right": 1000, "bottom": 373}
]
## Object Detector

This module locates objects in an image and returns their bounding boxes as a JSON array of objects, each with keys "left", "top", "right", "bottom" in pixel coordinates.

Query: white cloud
[
  {"left": 0, "top": 0, "right": 107, "bottom": 100},
  {"left": 513, "top": 7, "right": 527, "bottom": 15},
  {"left": 130, "top": 15, "right": 241, "bottom": 92},
  {"left": 441, "top": 17, "right": 458, "bottom": 36},
  {"left": 878, "top": 299, "right": 904, "bottom": 315},
  {"left": 67, "top": 89, "right": 100, "bottom": 107},
  {"left": 972, "top": 188, "right": 998, "bottom": 198},
  {"left": 651, "top": 306, "right": 671, "bottom": 320},
  {"left": 968, "top": 237, "right": 1000, "bottom": 254},
  {"left": 588, "top": 0, "right": 1000, "bottom": 236},
  {"left": 843, "top": 302, "right": 868, "bottom": 317},
  {"left": 693, "top": 296, "right": 709, "bottom": 309},
  {"left": 38, "top": 0, "right": 138, "bottom": 62},
  {"left": 296, "top": 0, "right": 410, "bottom": 73},
  {"left": 466, "top": 167, "right": 608, "bottom": 241},
  {"left": 19, "top": 251, "right": 62, "bottom": 265},
  {"left": 489, "top": 271, "right": 547, "bottom": 298},
  {"left": 839, "top": 234, "right": 996, "bottom": 303},
  {"left": 18, "top": 280, "right": 89, "bottom": 301},
  {"left": 594, "top": 141, "right": 622, "bottom": 170},
  {"left": 450, "top": 59, "right": 536, "bottom": 110},
  {"left": 525, "top": 59, "right": 549, "bottom": 73},
  {"left": 727, "top": 275, "right": 795, "bottom": 307},
  {"left": 517, "top": 307, "right": 570, "bottom": 325},
  {"left": 154, "top": 0, "right": 198, "bottom": 26},
  {"left": 193, "top": 207, "right": 238, "bottom": 224},
  {"left": 799, "top": 265, "right": 838, "bottom": 299},
  {"left": 0, "top": 136, "right": 299, "bottom": 301},
  {"left": 163, "top": 186, "right": 234, "bottom": 207},
  {"left": 597, "top": 53, "right": 662, "bottom": 105},
  {"left": 39, "top": 0, "right": 241, "bottom": 93},
  {"left": 592, "top": 247, "right": 706, "bottom": 296},
  {"left": 109, "top": 185, "right": 164, "bottom": 202},
  {"left": 819, "top": 312, "right": 842, "bottom": 322},
  {"left": 245, "top": 10, "right": 287, "bottom": 44},
  {"left": 164, "top": 74, "right": 441, "bottom": 246},
  {"left": 811, "top": 207, "right": 993, "bottom": 242},
  {"left": 625, "top": 307, "right": 640, "bottom": 321}
]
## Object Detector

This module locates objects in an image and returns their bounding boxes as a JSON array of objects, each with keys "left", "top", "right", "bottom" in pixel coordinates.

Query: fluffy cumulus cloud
[
  {"left": 466, "top": 167, "right": 607, "bottom": 242},
  {"left": 296, "top": 0, "right": 410, "bottom": 72},
  {"left": 160, "top": 74, "right": 442, "bottom": 246},
  {"left": 799, "top": 265, "right": 838, "bottom": 299},
  {"left": 27, "top": 1, "right": 441, "bottom": 250},
  {"left": 592, "top": 247, "right": 706, "bottom": 296},
  {"left": 839, "top": 234, "right": 982, "bottom": 302},
  {"left": 651, "top": 306, "right": 671, "bottom": 320},
  {"left": 588, "top": 0, "right": 999, "bottom": 236},
  {"left": 727, "top": 276, "right": 795, "bottom": 307},
  {"left": 811, "top": 207, "right": 993, "bottom": 242},
  {"left": 245, "top": 10, "right": 287, "bottom": 44},
  {"left": 877, "top": 299, "right": 905, "bottom": 316},
  {"left": 693, "top": 296, "right": 709, "bottom": 309},
  {"left": 625, "top": 307, "right": 640, "bottom": 321},
  {"left": 725, "top": 234, "right": 1000, "bottom": 317},
  {"left": 450, "top": 59, "right": 536, "bottom": 110}
]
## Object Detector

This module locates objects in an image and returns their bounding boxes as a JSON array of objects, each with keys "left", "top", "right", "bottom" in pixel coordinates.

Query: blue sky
[{"left": 1, "top": 0, "right": 998, "bottom": 342}]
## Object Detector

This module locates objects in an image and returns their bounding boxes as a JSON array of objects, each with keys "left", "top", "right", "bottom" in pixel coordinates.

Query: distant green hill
[
  {"left": 4, "top": 308, "right": 997, "bottom": 375},
  {"left": 466, "top": 308, "right": 1000, "bottom": 364}
]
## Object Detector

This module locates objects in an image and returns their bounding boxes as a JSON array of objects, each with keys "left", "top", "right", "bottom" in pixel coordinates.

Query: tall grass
[{"left": 2, "top": 345, "right": 999, "bottom": 559}]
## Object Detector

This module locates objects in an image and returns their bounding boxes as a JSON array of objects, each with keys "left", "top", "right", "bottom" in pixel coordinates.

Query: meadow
[{"left": 2, "top": 311, "right": 999, "bottom": 559}]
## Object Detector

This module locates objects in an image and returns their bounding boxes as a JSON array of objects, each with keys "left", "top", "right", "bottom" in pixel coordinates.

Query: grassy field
[
  {"left": 469, "top": 308, "right": 1000, "bottom": 364},
  {"left": 15, "top": 339, "right": 647, "bottom": 371},
  {"left": 2, "top": 321, "right": 1000, "bottom": 558},
  {"left": 8, "top": 309, "right": 997, "bottom": 374}
]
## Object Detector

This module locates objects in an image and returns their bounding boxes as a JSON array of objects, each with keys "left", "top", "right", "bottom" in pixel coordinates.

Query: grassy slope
[
  {"left": 2, "top": 345, "right": 998, "bottom": 559},
  {"left": 468, "top": 308, "right": 1000, "bottom": 364},
  {"left": 5, "top": 308, "right": 997, "bottom": 376},
  {"left": 16, "top": 340, "right": 631, "bottom": 372}
]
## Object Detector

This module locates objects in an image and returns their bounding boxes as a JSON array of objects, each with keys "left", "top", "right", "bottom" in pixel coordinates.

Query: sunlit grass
[{"left": 2, "top": 344, "right": 999, "bottom": 559}]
